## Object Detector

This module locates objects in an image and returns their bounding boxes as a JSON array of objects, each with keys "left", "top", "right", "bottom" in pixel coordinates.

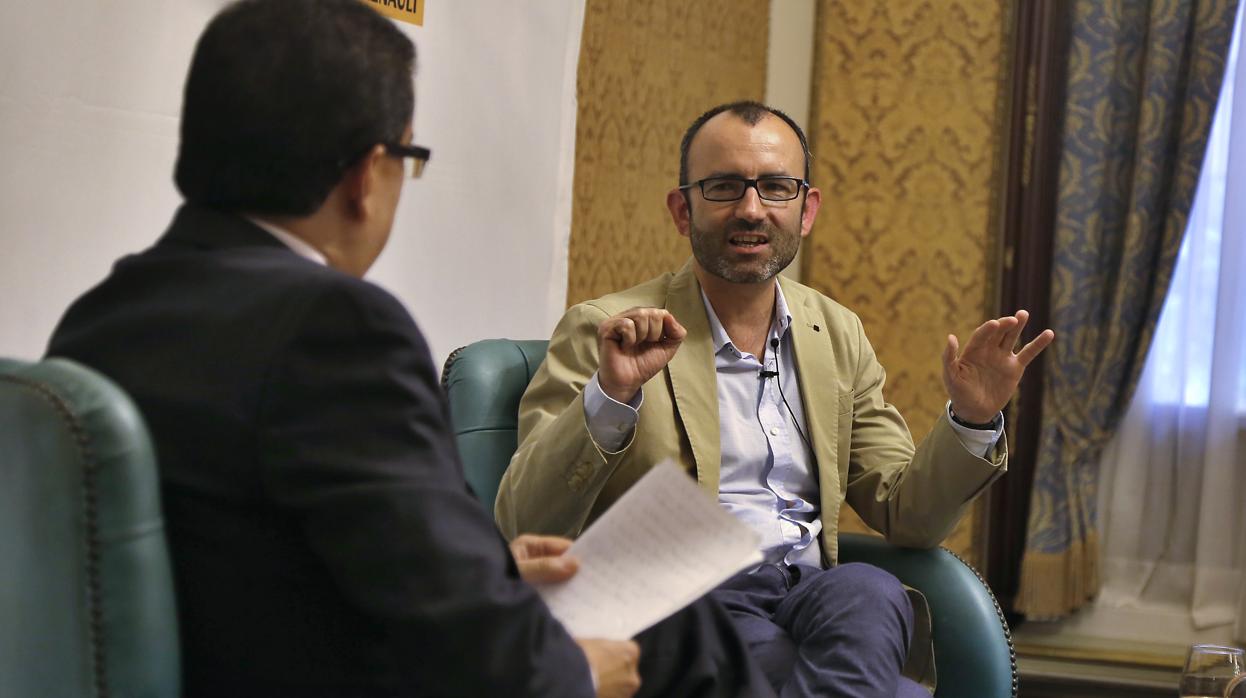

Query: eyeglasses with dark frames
[
  {"left": 679, "top": 175, "right": 808, "bottom": 202},
  {"left": 384, "top": 143, "right": 432, "bottom": 179}
]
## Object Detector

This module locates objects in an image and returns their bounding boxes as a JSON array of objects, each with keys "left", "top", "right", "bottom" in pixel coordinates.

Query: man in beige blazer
[{"left": 496, "top": 101, "right": 1053, "bottom": 697}]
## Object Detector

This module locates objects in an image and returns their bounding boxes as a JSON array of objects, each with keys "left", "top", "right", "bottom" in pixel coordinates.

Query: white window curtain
[{"left": 1096, "top": 2, "right": 1246, "bottom": 643}]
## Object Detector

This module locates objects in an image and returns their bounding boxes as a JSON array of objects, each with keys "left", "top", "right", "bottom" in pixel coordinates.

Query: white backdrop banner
[{"left": 0, "top": 1, "right": 585, "bottom": 367}]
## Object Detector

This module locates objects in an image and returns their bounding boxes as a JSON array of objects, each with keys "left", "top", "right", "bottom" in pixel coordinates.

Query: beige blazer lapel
[
  {"left": 664, "top": 264, "right": 721, "bottom": 496},
  {"left": 781, "top": 278, "right": 842, "bottom": 557}
]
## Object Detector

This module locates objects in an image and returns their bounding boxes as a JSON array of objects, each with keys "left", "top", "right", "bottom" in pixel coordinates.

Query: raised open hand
[
  {"left": 597, "top": 307, "right": 686, "bottom": 404},
  {"left": 942, "top": 309, "right": 1055, "bottom": 424}
]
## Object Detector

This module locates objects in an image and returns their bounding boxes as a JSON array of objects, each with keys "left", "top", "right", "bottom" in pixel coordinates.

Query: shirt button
[{"left": 769, "top": 426, "right": 779, "bottom": 436}]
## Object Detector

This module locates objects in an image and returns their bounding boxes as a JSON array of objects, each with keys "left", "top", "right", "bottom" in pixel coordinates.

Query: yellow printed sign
[{"left": 361, "top": 0, "right": 424, "bottom": 26}]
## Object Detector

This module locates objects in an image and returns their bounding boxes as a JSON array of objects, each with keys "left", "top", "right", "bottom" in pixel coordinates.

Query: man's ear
[
  {"left": 667, "top": 187, "right": 692, "bottom": 238},
  {"left": 800, "top": 186, "right": 822, "bottom": 238},
  {"left": 341, "top": 144, "right": 388, "bottom": 220}
]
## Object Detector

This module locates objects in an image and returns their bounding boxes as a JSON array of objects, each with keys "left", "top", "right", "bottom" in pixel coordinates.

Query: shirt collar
[
  {"left": 245, "top": 216, "right": 328, "bottom": 266},
  {"left": 699, "top": 281, "right": 794, "bottom": 356}
]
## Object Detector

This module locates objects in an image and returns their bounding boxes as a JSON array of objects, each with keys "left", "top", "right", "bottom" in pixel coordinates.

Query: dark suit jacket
[{"left": 47, "top": 205, "right": 591, "bottom": 697}]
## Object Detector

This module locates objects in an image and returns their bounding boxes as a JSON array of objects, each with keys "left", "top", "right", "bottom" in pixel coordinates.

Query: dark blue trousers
[
  {"left": 709, "top": 562, "right": 931, "bottom": 698},
  {"left": 633, "top": 596, "right": 777, "bottom": 698}
]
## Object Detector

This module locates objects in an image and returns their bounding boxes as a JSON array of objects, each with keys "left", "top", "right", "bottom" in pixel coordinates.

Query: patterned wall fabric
[
  {"left": 804, "top": 0, "right": 1009, "bottom": 558},
  {"left": 1016, "top": 0, "right": 1238, "bottom": 619},
  {"left": 565, "top": 1, "right": 770, "bottom": 306}
]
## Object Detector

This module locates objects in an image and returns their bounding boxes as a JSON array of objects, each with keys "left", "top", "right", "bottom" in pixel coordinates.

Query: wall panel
[
  {"left": 805, "top": 0, "right": 1010, "bottom": 560},
  {"left": 567, "top": 0, "right": 770, "bottom": 305}
]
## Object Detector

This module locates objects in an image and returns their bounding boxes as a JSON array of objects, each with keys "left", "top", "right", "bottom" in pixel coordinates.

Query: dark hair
[
  {"left": 678, "top": 101, "right": 811, "bottom": 185},
  {"left": 175, "top": 0, "right": 415, "bottom": 215}
]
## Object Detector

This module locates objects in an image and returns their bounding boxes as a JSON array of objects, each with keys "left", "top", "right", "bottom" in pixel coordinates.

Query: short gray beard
[{"left": 689, "top": 221, "right": 800, "bottom": 284}]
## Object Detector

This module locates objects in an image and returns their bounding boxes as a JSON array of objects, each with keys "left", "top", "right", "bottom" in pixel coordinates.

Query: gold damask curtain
[
  {"left": 1016, "top": 0, "right": 1239, "bottom": 619},
  {"left": 566, "top": 1, "right": 769, "bottom": 306}
]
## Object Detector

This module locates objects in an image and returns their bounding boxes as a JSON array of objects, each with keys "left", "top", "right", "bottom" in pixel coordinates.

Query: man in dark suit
[{"left": 46, "top": 2, "right": 771, "bottom": 696}]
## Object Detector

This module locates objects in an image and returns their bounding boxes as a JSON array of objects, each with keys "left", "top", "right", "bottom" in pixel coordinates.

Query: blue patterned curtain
[{"left": 1016, "top": 0, "right": 1240, "bottom": 619}]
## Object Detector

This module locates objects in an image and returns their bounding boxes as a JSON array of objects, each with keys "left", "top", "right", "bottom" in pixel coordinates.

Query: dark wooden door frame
[{"left": 987, "top": 0, "right": 1070, "bottom": 619}]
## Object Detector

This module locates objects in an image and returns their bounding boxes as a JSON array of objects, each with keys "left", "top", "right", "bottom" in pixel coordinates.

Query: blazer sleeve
[
  {"left": 841, "top": 313, "right": 1007, "bottom": 549},
  {"left": 496, "top": 302, "right": 626, "bottom": 540},
  {"left": 257, "top": 280, "right": 592, "bottom": 697}
]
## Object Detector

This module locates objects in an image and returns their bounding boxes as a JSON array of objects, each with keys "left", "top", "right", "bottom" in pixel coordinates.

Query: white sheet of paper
[{"left": 534, "top": 461, "right": 763, "bottom": 640}]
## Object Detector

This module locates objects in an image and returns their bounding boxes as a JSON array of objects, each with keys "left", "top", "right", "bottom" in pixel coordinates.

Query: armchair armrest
[{"left": 839, "top": 533, "right": 1017, "bottom": 698}]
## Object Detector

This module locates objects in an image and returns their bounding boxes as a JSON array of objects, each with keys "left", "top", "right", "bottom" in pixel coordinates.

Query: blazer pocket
[
  {"left": 836, "top": 390, "right": 854, "bottom": 415},
  {"left": 835, "top": 391, "right": 853, "bottom": 487}
]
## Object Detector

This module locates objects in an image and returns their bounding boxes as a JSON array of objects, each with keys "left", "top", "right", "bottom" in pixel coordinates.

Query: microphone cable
[{"left": 764, "top": 337, "right": 813, "bottom": 451}]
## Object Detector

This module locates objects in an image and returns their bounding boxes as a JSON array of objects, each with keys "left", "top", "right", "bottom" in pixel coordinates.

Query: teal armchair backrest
[
  {"left": 443, "top": 338, "right": 1017, "bottom": 698},
  {"left": 442, "top": 339, "right": 550, "bottom": 510},
  {"left": 1, "top": 357, "right": 181, "bottom": 698}
]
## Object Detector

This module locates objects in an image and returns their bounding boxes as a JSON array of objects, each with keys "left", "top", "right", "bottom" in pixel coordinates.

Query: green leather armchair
[
  {"left": 443, "top": 338, "right": 1017, "bottom": 698},
  {"left": 1, "top": 357, "right": 180, "bottom": 698}
]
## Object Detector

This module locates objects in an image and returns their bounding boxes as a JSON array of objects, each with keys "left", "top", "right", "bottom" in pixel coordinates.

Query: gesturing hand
[
  {"left": 509, "top": 534, "right": 578, "bottom": 584},
  {"left": 942, "top": 309, "right": 1055, "bottom": 424},
  {"left": 597, "top": 307, "right": 686, "bottom": 404}
]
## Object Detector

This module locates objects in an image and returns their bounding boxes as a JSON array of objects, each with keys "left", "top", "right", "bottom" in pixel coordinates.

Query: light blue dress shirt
[
  {"left": 703, "top": 286, "right": 823, "bottom": 567},
  {"left": 583, "top": 285, "right": 1004, "bottom": 569}
]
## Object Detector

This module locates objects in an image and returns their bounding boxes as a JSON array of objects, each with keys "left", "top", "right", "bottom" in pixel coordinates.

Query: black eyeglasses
[
  {"left": 384, "top": 143, "right": 432, "bottom": 179},
  {"left": 679, "top": 175, "right": 808, "bottom": 202}
]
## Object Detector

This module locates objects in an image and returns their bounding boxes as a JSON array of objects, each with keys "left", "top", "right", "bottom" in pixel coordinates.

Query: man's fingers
[
  {"left": 602, "top": 308, "right": 682, "bottom": 347},
  {"left": 532, "top": 535, "right": 573, "bottom": 556},
  {"left": 618, "top": 640, "right": 640, "bottom": 662},
  {"left": 511, "top": 533, "right": 574, "bottom": 558},
  {"left": 998, "top": 310, "right": 1028, "bottom": 350},
  {"left": 617, "top": 314, "right": 644, "bottom": 343},
  {"left": 638, "top": 313, "right": 664, "bottom": 343},
  {"left": 943, "top": 334, "right": 959, "bottom": 367},
  {"left": 517, "top": 555, "right": 579, "bottom": 584},
  {"left": 576, "top": 638, "right": 642, "bottom": 698},
  {"left": 661, "top": 313, "right": 687, "bottom": 342},
  {"left": 629, "top": 308, "right": 672, "bottom": 343},
  {"left": 620, "top": 318, "right": 640, "bottom": 347},
  {"left": 600, "top": 317, "right": 637, "bottom": 348},
  {"left": 510, "top": 534, "right": 580, "bottom": 584},
  {"left": 1015, "top": 328, "right": 1055, "bottom": 367},
  {"left": 965, "top": 318, "right": 1000, "bottom": 350},
  {"left": 991, "top": 316, "right": 1018, "bottom": 346}
]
